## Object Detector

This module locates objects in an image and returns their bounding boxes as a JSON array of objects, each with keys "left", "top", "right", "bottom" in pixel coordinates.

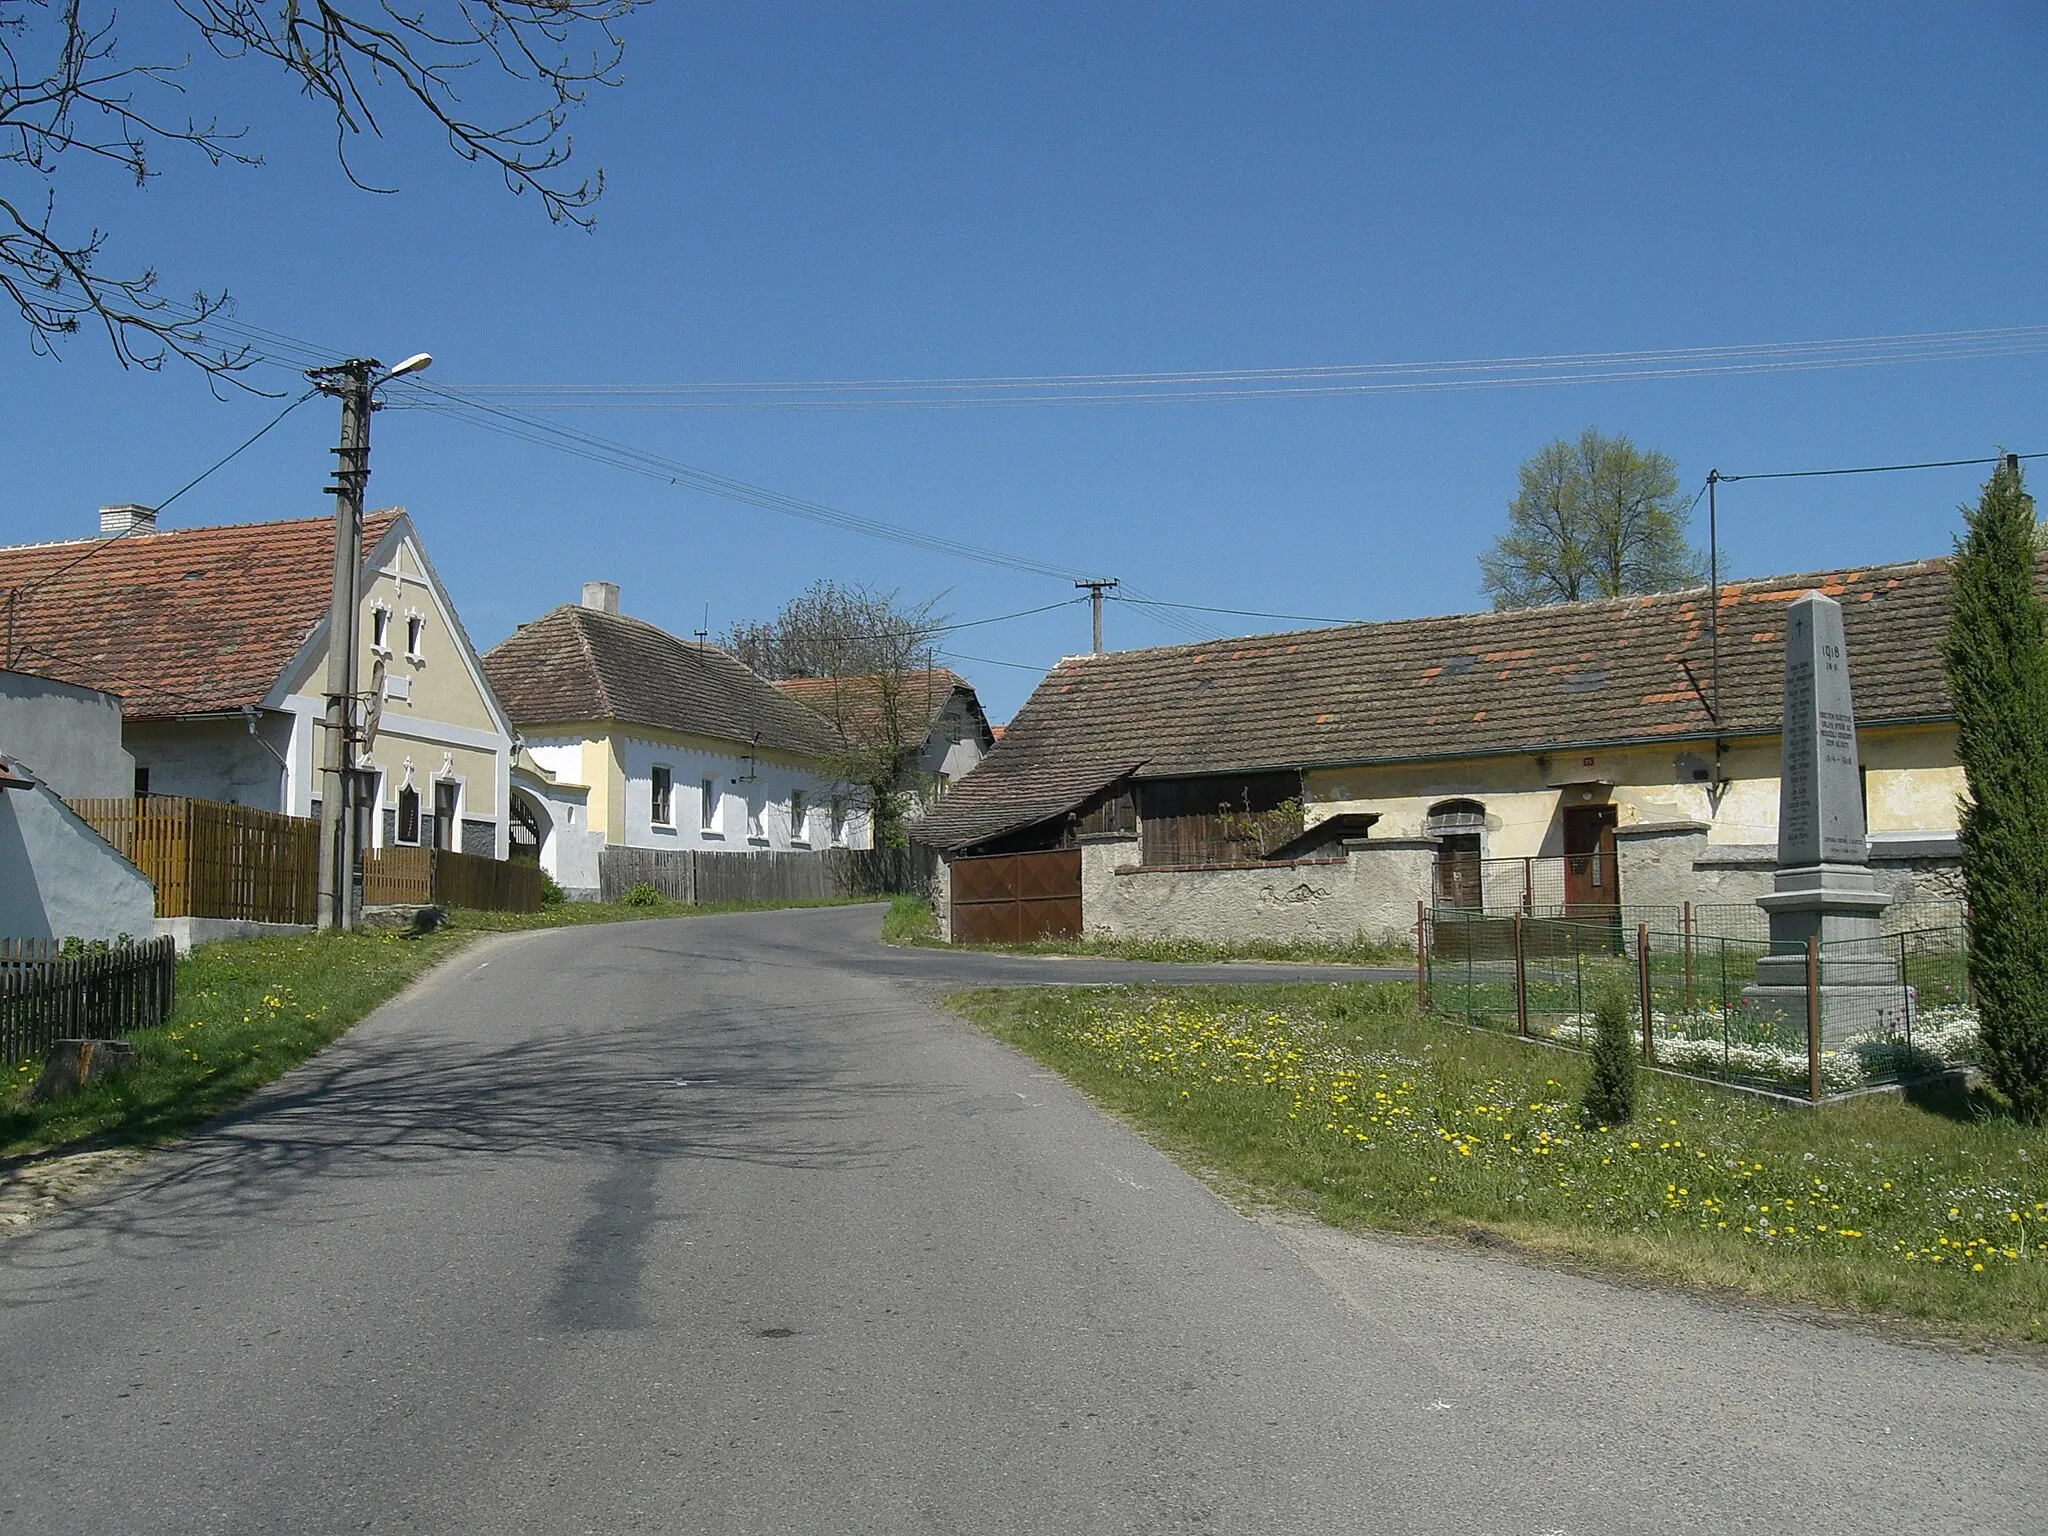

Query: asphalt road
[{"left": 3, "top": 905, "right": 2043, "bottom": 1534}]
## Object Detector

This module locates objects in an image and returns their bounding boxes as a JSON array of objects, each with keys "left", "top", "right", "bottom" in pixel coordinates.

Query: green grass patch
[
  {"left": 3, "top": 895, "right": 880, "bottom": 1160},
  {"left": 950, "top": 982, "right": 2048, "bottom": 1346},
  {"left": 882, "top": 895, "right": 1412, "bottom": 966}
]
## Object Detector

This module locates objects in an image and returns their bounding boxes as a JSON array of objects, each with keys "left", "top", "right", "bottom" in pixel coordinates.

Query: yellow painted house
[
  {"left": 0, "top": 504, "right": 517, "bottom": 855},
  {"left": 481, "top": 582, "right": 866, "bottom": 897},
  {"left": 917, "top": 555, "right": 2002, "bottom": 945}
]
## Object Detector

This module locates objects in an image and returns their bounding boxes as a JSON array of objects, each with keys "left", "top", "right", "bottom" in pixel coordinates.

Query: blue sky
[{"left": 4, "top": 5, "right": 2045, "bottom": 719}]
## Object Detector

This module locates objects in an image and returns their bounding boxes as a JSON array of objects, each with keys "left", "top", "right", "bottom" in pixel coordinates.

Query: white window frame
[
  {"left": 789, "top": 789, "right": 808, "bottom": 846},
  {"left": 406, "top": 613, "right": 426, "bottom": 662},
  {"left": 700, "top": 777, "right": 722, "bottom": 837},
  {"left": 651, "top": 764, "right": 674, "bottom": 828},
  {"left": 370, "top": 605, "right": 392, "bottom": 653}
]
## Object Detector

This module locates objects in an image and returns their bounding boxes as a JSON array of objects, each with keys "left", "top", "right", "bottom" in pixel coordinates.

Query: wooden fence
[
  {"left": 598, "top": 844, "right": 936, "bottom": 906},
  {"left": 362, "top": 845, "right": 542, "bottom": 913},
  {"left": 69, "top": 796, "right": 318, "bottom": 924},
  {"left": 1, "top": 935, "right": 178, "bottom": 1067}
]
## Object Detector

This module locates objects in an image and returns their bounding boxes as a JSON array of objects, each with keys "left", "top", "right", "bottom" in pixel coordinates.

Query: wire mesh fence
[{"left": 1421, "top": 905, "right": 1973, "bottom": 1103}]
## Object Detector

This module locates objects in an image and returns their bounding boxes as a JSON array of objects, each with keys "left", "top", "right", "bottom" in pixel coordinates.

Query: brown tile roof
[
  {"left": 772, "top": 668, "right": 983, "bottom": 750},
  {"left": 916, "top": 554, "right": 2009, "bottom": 852},
  {"left": 483, "top": 605, "right": 840, "bottom": 758},
  {"left": 0, "top": 512, "right": 401, "bottom": 721}
]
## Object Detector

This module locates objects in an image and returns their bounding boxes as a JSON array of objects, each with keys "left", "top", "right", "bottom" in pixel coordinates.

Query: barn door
[{"left": 951, "top": 849, "right": 1083, "bottom": 943}]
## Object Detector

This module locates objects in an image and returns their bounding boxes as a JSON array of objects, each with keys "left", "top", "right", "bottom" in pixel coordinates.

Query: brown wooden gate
[{"left": 951, "top": 849, "right": 1082, "bottom": 943}]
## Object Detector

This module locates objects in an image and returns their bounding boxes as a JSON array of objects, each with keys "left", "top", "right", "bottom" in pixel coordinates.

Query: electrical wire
[
  {"left": 432, "top": 324, "right": 2048, "bottom": 411},
  {"left": 1113, "top": 594, "right": 1365, "bottom": 627},
  {"left": 1716, "top": 450, "right": 2048, "bottom": 483}
]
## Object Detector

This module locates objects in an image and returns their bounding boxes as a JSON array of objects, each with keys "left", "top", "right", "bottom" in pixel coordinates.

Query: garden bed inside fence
[{"left": 1424, "top": 908, "right": 1975, "bottom": 1102}]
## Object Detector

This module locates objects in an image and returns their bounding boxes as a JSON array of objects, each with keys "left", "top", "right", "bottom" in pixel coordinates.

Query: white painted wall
[
  {"left": 125, "top": 716, "right": 291, "bottom": 810},
  {"left": 0, "top": 775, "right": 156, "bottom": 941},
  {"left": 614, "top": 734, "right": 861, "bottom": 852},
  {"left": 0, "top": 672, "right": 134, "bottom": 801}
]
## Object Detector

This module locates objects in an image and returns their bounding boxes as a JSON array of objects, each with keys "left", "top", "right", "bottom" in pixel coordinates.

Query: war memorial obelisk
[{"left": 1744, "top": 591, "right": 1896, "bottom": 1021}]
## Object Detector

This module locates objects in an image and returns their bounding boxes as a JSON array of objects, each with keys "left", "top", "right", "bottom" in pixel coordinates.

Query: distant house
[
  {"left": 0, "top": 505, "right": 518, "bottom": 857},
  {"left": 0, "top": 674, "right": 154, "bottom": 941},
  {"left": 774, "top": 667, "right": 994, "bottom": 813},
  {"left": 916, "top": 557, "right": 1992, "bottom": 946},
  {"left": 481, "top": 583, "right": 867, "bottom": 896}
]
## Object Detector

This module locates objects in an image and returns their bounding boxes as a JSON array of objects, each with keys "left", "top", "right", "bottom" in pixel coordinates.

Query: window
[
  {"left": 700, "top": 778, "right": 720, "bottom": 834},
  {"left": 434, "top": 780, "right": 460, "bottom": 851},
  {"left": 397, "top": 784, "right": 421, "bottom": 844},
  {"left": 789, "top": 789, "right": 807, "bottom": 843},
  {"left": 406, "top": 615, "right": 425, "bottom": 660},
  {"left": 133, "top": 765, "right": 149, "bottom": 799},
  {"left": 651, "top": 765, "right": 673, "bottom": 826},
  {"left": 746, "top": 797, "right": 764, "bottom": 840},
  {"left": 829, "top": 796, "right": 845, "bottom": 846},
  {"left": 371, "top": 607, "right": 390, "bottom": 651}
]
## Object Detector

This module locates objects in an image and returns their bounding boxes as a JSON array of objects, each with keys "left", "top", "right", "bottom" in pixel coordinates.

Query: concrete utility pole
[
  {"left": 312, "top": 360, "right": 376, "bottom": 932},
  {"left": 1076, "top": 578, "right": 1118, "bottom": 654},
  {"left": 310, "top": 352, "right": 432, "bottom": 932}
]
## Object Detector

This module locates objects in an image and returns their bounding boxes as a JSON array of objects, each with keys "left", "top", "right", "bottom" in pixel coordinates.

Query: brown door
[
  {"left": 1434, "top": 834, "right": 1484, "bottom": 909},
  {"left": 951, "top": 849, "right": 1083, "bottom": 943},
  {"left": 1561, "top": 806, "right": 1618, "bottom": 914}
]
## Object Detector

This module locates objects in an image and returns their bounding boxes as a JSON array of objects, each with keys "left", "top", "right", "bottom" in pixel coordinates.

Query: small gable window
[
  {"left": 406, "top": 615, "right": 425, "bottom": 660},
  {"left": 371, "top": 607, "right": 391, "bottom": 651}
]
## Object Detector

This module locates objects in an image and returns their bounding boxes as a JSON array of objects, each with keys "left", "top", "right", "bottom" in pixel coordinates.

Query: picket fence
[
  {"left": 598, "top": 845, "right": 936, "bottom": 906},
  {"left": 0, "top": 936, "right": 178, "bottom": 1067}
]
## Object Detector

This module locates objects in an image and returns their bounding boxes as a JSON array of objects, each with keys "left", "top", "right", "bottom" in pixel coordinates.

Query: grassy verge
[
  {"left": 951, "top": 982, "right": 2048, "bottom": 1346},
  {"left": 879, "top": 893, "right": 1413, "bottom": 966},
  {"left": 3, "top": 895, "right": 878, "bottom": 1160}
]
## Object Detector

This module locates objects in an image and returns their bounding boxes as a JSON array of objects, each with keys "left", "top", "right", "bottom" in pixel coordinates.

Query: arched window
[{"left": 1427, "top": 799, "right": 1485, "bottom": 909}]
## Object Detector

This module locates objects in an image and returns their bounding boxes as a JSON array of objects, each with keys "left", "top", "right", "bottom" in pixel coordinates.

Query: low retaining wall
[
  {"left": 154, "top": 917, "right": 315, "bottom": 955},
  {"left": 1078, "top": 834, "right": 1430, "bottom": 947},
  {"left": 1621, "top": 826, "right": 1964, "bottom": 912}
]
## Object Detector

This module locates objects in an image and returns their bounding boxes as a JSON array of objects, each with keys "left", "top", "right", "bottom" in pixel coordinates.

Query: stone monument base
[
  {"left": 1755, "top": 862, "right": 1892, "bottom": 950},
  {"left": 1746, "top": 861, "right": 1900, "bottom": 1048}
]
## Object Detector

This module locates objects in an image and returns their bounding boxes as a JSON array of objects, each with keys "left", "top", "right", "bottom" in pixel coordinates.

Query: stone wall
[
  {"left": 1077, "top": 833, "right": 1428, "bottom": 948},
  {"left": 930, "top": 851, "right": 953, "bottom": 942}
]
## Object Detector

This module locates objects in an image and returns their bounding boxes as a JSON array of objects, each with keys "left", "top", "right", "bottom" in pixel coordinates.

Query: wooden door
[
  {"left": 1562, "top": 806, "right": 1618, "bottom": 914},
  {"left": 951, "top": 849, "right": 1083, "bottom": 943}
]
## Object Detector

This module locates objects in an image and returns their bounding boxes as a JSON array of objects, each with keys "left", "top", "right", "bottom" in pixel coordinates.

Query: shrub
[
  {"left": 1944, "top": 456, "right": 2048, "bottom": 1123},
  {"left": 539, "top": 872, "right": 567, "bottom": 907},
  {"left": 623, "top": 882, "right": 664, "bottom": 909},
  {"left": 1580, "top": 986, "right": 1639, "bottom": 1126}
]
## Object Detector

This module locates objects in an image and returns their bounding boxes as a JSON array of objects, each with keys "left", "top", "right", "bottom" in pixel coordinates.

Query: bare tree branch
[{"left": 1, "top": 0, "right": 638, "bottom": 382}]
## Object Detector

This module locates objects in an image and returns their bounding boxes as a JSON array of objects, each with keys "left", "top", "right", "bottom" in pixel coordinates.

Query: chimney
[
  {"left": 99, "top": 504, "right": 158, "bottom": 538},
  {"left": 580, "top": 581, "right": 620, "bottom": 615}
]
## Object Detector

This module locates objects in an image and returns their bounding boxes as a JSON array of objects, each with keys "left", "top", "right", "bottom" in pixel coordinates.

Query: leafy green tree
[
  {"left": 1580, "top": 986, "right": 1639, "bottom": 1127},
  {"left": 1943, "top": 457, "right": 2048, "bottom": 1122},
  {"left": 1480, "top": 429, "right": 1706, "bottom": 609}
]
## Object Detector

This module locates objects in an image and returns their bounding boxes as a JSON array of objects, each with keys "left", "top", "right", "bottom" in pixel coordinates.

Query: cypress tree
[
  {"left": 1943, "top": 458, "right": 2048, "bottom": 1123},
  {"left": 1580, "top": 986, "right": 1639, "bottom": 1127}
]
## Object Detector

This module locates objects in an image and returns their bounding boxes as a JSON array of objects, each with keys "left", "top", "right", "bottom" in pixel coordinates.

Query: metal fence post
[
  {"left": 1513, "top": 912, "right": 1528, "bottom": 1037},
  {"left": 1806, "top": 935, "right": 1822, "bottom": 1104},
  {"left": 1682, "top": 900, "right": 1694, "bottom": 1013},
  {"left": 1416, "top": 900, "right": 1428, "bottom": 1011},
  {"left": 1900, "top": 932, "right": 1912, "bottom": 1050},
  {"left": 1637, "top": 922, "right": 1653, "bottom": 1064}
]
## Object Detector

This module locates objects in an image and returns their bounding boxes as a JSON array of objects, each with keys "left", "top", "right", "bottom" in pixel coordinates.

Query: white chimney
[
  {"left": 580, "top": 581, "right": 620, "bottom": 615},
  {"left": 99, "top": 504, "right": 158, "bottom": 538}
]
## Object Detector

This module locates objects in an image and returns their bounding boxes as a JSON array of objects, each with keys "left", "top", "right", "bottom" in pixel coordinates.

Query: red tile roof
[
  {"left": 772, "top": 668, "right": 982, "bottom": 750},
  {"left": 0, "top": 513, "right": 399, "bottom": 721},
  {"left": 916, "top": 555, "right": 2014, "bottom": 852},
  {"left": 483, "top": 604, "right": 841, "bottom": 758}
]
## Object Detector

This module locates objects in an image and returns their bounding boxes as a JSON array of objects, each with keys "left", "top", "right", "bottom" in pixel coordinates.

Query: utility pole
[
  {"left": 1076, "top": 577, "right": 1118, "bottom": 655},
  {"left": 309, "top": 351, "right": 433, "bottom": 932},
  {"left": 311, "top": 360, "right": 376, "bottom": 932},
  {"left": 1706, "top": 469, "right": 1720, "bottom": 730}
]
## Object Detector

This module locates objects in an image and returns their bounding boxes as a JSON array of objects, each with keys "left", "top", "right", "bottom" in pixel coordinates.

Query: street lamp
[{"left": 309, "top": 352, "right": 432, "bottom": 931}]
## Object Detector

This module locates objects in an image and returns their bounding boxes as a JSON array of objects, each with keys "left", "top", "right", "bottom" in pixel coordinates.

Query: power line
[
  {"left": 938, "top": 649, "right": 1059, "bottom": 673},
  {"left": 431, "top": 324, "right": 2048, "bottom": 411},
  {"left": 1716, "top": 450, "right": 2048, "bottom": 483}
]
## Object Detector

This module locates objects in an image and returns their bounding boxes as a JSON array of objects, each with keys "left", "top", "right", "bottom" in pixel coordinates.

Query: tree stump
[{"left": 32, "top": 1039, "right": 137, "bottom": 1104}]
